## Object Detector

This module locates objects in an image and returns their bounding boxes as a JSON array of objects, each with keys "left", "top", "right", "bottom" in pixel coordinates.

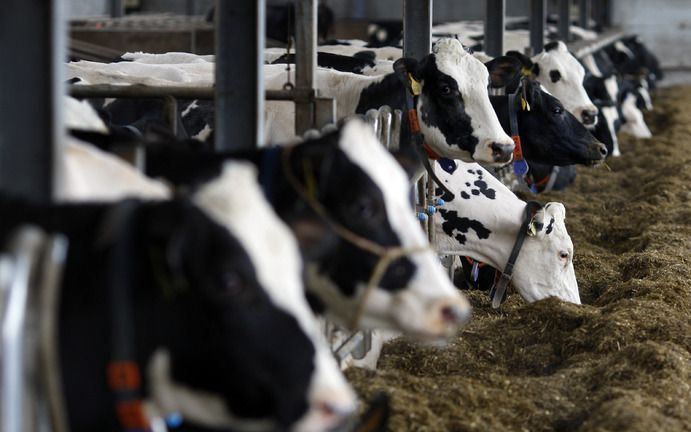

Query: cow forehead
[
  {"left": 193, "top": 162, "right": 317, "bottom": 336},
  {"left": 337, "top": 120, "right": 426, "bottom": 245},
  {"left": 433, "top": 42, "right": 490, "bottom": 93},
  {"left": 536, "top": 50, "right": 586, "bottom": 81}
]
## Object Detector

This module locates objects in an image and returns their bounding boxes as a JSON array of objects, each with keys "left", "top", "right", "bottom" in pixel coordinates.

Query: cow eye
[
  {"left": 439, "top": 84, "right": 452, "bottom": 96},
  {"left": 221, "top": 270, "right": 248, "bottom": 298},
  {"left": 349, "top": 196, "right": 379, "bottom": 220},
  {"left": 553, "top": 106, "right": 564, "bottom": 115},
  {"left": 558, "top": 251, "right": 569, "bottom": 260}
]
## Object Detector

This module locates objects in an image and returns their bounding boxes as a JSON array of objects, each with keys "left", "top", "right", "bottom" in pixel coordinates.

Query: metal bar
[
  {"left": 485, "top": 0, "right": 505, "bottom": 58},
  {"left": 0, "top": 0, "right": 64, "bottom": 203},
  {"left": 69, "top": 85, "right": 315, "bottom": 102},
  {"left": 578, "top": 0, "right": 590, "bottom": 29},
  {"left": 558, "top": 0, "right": 571, "bottom": 41},
  {"left": 215, "top": 0, "right": 265, "bottom": 151},
  {"left": 186, "top": 0, "right": 196, "bottom": 16},
  {"left": 403, "top": 0, "right": 432, "bottom": 60},
  {"left": 530, "top": 0, "right": 546, "bottom": 55},
  {"left": 110, "top": 0, "right": 124, "bottom": 18},
  {"left": 1, "top": 228, "right": 44, "bottom": 432},
  {"left": 568, "top": 29, "right": 625, "bottom": 58},
  {"left": 294, "top": 0, "right": 317, "bottom": 135}
]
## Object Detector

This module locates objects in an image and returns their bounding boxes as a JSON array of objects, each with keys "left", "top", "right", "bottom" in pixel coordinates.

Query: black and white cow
[
  {"left": 137, "top": 120, "right": 472, "bottom": 339},
  {"left": 63, "top": 103, "right": 472, "bottom": 341},
  {"left": 0, "top": 162, "right": 356, "bottom": 432},
  {"left": 265, "top": 38, "right": 516, "bottom": 164},
  {"left": 506, "top": 41, "right": 599, "bottom": 127},
  {"left": 434, "top": 161, "right": 580, "bottom": 305},
  {"left": 485, "top": 56, "right": 607, "bottom": 166}
]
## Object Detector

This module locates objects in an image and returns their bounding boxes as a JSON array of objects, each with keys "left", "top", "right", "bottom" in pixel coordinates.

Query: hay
[{"left": 346, "top": 86, "right": 691, "bottom": 431}]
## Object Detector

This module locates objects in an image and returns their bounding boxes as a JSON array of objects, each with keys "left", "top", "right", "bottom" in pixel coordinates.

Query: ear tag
[
  {"left": 521, "top": 97, "right": 531, "bottom": 111},
  {"left": 521, "top": 67, "right": 533, "bottom": 77},
  {"left": 408, "top": 73, "right": 422, "bottom": 96},
  {"left": 527, "top": 220, "right": 538, "bottom": 237}
]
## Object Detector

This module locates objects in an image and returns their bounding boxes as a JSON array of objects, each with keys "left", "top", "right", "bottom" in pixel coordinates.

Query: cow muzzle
[
  {"left": 581, "top": 109, "right": 598, "bottom": 126},
  {"left": 587, "top": 140, "right": 608, "bottom": 164},
  {"left": 489, "top": 142, "right": 515, "bottom": 164}
]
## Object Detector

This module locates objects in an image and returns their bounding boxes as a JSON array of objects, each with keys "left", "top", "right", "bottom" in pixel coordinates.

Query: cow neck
[
  {"left": 489, "top": 200, "right": 542, "bottom": 308},
  {"left": 507, "top": 78, "right": 529, "bottom": 177},
  {"left": 98, "top": 200, "right": 182, "bottom": 432},
  {"left": 392, "top": 62, "right": 456, "bottom": 200},
  {"left": 280, "top": 145, "right": 430, "bottom": 330}
]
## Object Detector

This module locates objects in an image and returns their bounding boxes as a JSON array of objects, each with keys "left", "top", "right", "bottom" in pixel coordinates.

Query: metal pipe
[
  {"left": 403, "top": 0, "right": 432, "bottom": 60},
  {"left": 558, "top": 0, "right": 571, "bottom": 42},
  {"left": 568, "top": 29, "right": 625, "bottom": 59},
  {"left": 214, "top": 0, "right": 265, "bottom": 151},
  {"left": 530, "top": 0, "right": 546, "bottom": 54},
  {"left": 485, "top": 0, "right": 505, "bottom": 58},
  {"left": 578, "top": 0, "right": 590, "bottom": 29},
  {"left": 69, "top": 85, "right": 317, "bottom": 102},
  {"left": 0, "top": 0, "right": 64, "bottom": 202},
  {"left": 110, "top": 0, "right": 124, "bottom": 18},
  {"left": 294, "top": 0, "right": 317, "bottom": 135}
]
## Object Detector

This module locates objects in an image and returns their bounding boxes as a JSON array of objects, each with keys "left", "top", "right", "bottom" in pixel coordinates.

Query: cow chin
[{"left": 513, "top": 265, "right": 580, "bottom": 306}]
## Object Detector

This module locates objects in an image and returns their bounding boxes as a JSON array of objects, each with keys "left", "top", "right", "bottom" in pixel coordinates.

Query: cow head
[
  {"left": 289, "top": 120, "right": 472, "bottom": 340},
  {"left": 146, "top": 163, "right": 355, "bottom": 432},
  {"left": 508, "top": 41, "right": 599, "bottom": 127},
  {"left": 486, "top": 57, "right": 607, "bottom": 166},
  {"left": 434, "top": 162, "right": 580, "bottom": 305},
  {"left": 397, "top": 38, "right": 515, "bottom": 165}
]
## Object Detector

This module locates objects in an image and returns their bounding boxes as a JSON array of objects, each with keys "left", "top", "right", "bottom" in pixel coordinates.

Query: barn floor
[{"left": 347, "top": 85, "right": 691, "bottom": 431}]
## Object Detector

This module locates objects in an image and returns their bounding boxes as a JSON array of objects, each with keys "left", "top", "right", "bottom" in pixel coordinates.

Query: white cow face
[
  {"left": 416, "top": 38, "right": 515, "bottom": 165},
  {"left": 620, "top": 92, "right": 652, "bottom": 139},
  {"left": 434, "top": 162, "right": 580, "bottom": 306},
  {"left": 510, "top": 203, "right": 580, "bottom": 305},
  {"left": 519, "top": 41, "right": 599, "bottom": 127},
  {"left": 304, "top": 120, "right": 472, "bottom": 340}
]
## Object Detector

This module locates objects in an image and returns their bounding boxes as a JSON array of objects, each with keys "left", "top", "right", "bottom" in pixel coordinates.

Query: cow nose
[
  {"left": 313, "top": 398, "right": 358, "bottom": 430},
  {"left": 437, "top": 300, "right": 472, "bottom": 326},
  {"left": 589, "top": 141, "right": 608, "bottom": 161},
  {"left": 581, "top": 110, "right": 598, "bottom": 126},
  {"left": 490, "top": 142, "right": 514, "bottom": 163}
]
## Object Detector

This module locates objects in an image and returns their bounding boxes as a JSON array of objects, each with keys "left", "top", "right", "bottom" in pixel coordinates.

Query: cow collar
[
  {"left": 393, "top": 61, "right": 456, "bottom": 199},
  {"left": 507, "top": 78, "right": 530, "bottom": 178},
  {"left": 526, "top": 166, "right": 561, "bottom": 194},
  {"left": 99, "top": 200, "right": 184, "bottom": 431},
  {"left": 489, "top": 200, "right": 542, "bottom": 308}
]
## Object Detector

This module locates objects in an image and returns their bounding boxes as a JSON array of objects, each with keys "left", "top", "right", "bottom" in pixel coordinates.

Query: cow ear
[
  {"left": 393, "top": 57, "right": 421, "bottom": 81},
  {"left": 505, "top": 50, "right": 539, "bottom": 77},
  {"left": 485, "top": 56, "right": 523, "bottom": 88}
]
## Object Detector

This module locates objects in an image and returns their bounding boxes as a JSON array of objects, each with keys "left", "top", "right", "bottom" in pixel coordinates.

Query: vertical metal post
[
  {"left": 0, "top": 0, "right": 64, "bottom": 202},
  {"left": 578, "top": 0, "right": 590, "bottom": 29},
  {"left": 592, "top": 0, "right": 611, "bottom": 29},
  {"left": 110, "top": 0, "right": 124, "bottom": 18},
  {"left": 530, "top": 0, "right": 546, "bottom": 55},
  {"left": 485, "top": 0, "right": 505, "bottom": 58},
  {"left": 186, "top": 0, "right": 195, "bottom": 16},
  {"left": 295, "top": 0, "right": 317, "bottom": 136},
  {"left": 215, "top": 0, "right": 265, "bottom": 151},
  {"left": 558, "top": 0, "right": 571, "bottom": 41},
  {"left": 403, "top": 0, "right": 432, "bottom": 60}
]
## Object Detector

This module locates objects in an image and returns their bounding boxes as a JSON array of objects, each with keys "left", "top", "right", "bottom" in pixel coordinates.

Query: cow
[
  {"left": 0, "top": 162, "right": 356, "bottom": 432},
  {"left": 506, "top": 41, "right": 599, "bottom": 127},
  {"left": 264, "top": 38, "right": 516, "bottom": 165},
  {"left": 485, "top": 56, "right": 607, "bottom": 166},
  {"left": 136, "top": 119, "right": 473, "bottom": 339},
  {"left": 63, "top": 100, "right": 473, "bottom": 341},
  {"left": 433, "top": 160, "right": 580, "bottom": 305}
]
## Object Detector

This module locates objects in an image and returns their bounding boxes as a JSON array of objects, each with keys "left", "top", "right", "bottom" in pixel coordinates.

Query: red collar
[{"left": 423, "top": 143, "right": 441, "bottom": 160}]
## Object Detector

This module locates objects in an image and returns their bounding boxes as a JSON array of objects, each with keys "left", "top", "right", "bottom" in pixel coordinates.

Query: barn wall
[
  {"left": 68, "top": 0, "right": 107, "bottom": 16},
  {"left": 611, "top": 0, "right": 691, "bottom": 70}
]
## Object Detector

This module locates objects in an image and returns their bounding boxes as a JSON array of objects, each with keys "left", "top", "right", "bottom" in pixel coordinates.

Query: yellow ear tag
[
  {"left": 521, "top": 97, "right": 531, "bottom": 111},
  {"left": 408, "top": 73, "right": 422, "bottom": 96},
  {"left": 521, "top": 67, "right": 533, "bottom": 77},
  {"left": 527, "top": 220, "right": 537, "bottom": 237}
]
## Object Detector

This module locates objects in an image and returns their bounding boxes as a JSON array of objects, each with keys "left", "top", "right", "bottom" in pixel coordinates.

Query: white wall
[{"left": 612, "top": 0, "right": 691, "bottom": 69}]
